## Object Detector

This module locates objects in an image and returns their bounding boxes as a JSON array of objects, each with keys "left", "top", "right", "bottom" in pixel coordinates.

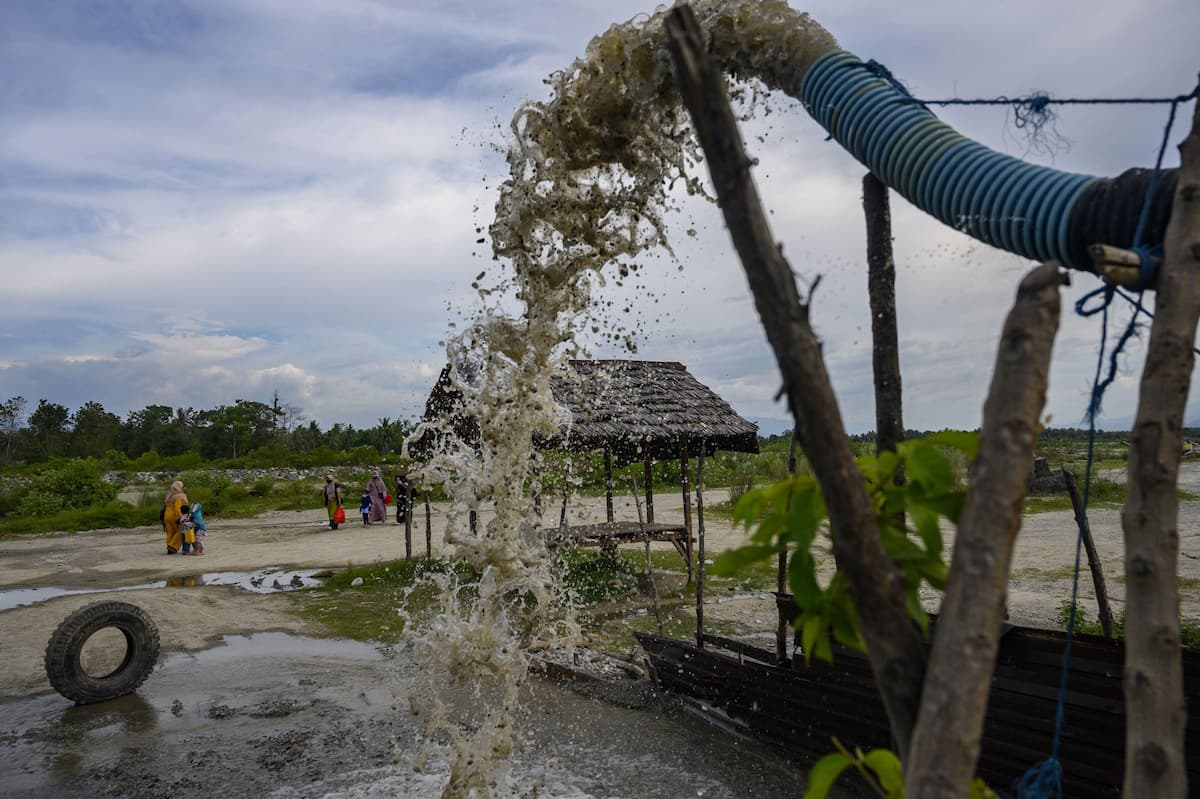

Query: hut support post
[
  {"left": 776, "top": 432, "right": 800, "bottom": 662},
  {"left": 680, "top": 440, "right": 693, "bottom": 582},
  {"left": 424, "top": 491, "right": 432, "bottom": 559},
  {"left": 1062, "top": 468, "right": 1115, "bottom": 639},
  {"left": 643, "top": 458, "right": 655, "bottom": 524},
  {"left": 631, "top": 475, "right": 664, "bottom": 634},
  {"left": 604, "top": 447, "right": 614, "bottom": 523},
  {"left": 404, "top": 481, "right": 413, "bottom": 559},
  {"left": 695, "top": 445, "right": 706, "bottom": 647}
]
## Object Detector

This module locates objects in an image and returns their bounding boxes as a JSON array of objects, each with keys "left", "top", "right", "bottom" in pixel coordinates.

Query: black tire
[{"left": 44, "top": 601, "right": 160, "bottom": 704}]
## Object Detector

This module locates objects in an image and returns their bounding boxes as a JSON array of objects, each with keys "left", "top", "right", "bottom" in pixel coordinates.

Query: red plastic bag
[
  {"left": 384, "top": 494, "right": 393, "bottom": 505},
  {"left": 333, "top": 506, "right": 346, "bottom": 524}
]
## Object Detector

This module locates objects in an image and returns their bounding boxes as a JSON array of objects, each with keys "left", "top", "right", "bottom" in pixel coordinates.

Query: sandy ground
[
  {"left": 3, "top": 469, "right": 1200, "bottom": 699},
  {"left": 1, "top": 469, "right": 1198, "bottom": 797}
]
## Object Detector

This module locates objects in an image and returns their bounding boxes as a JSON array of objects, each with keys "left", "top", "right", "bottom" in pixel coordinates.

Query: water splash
[{"left": 406, "top": 3, "right": 838, "bottom": 796}]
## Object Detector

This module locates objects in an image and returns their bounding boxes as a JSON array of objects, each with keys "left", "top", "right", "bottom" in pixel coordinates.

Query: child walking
[
  {"left": 359, "top": 490, "right": 372, "bottom": 526},
  {"left": 179, "top": 506, "right": 204, "bottom": 555}
]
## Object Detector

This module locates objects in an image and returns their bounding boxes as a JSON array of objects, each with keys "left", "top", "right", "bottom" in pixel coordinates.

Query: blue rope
[{"left": 1015, "top": 84, "right": 1189, "bottom": 799}]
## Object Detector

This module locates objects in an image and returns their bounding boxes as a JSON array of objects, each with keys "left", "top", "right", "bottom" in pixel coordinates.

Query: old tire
[{"left": 44, "top": 601, "right": 160, "bottom": 704}]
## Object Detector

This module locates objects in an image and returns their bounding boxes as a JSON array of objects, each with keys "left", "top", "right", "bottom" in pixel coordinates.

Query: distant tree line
[{"left": 0, "top": 392, "right": 414, "bottom": 471}]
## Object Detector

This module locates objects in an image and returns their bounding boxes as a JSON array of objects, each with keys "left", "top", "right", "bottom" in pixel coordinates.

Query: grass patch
[
  {"left": 293, "top": 559, "right": 476, "bottom": 643},
  {"left": 1056, "top": 601, "right": 1200, "bottom": 651}
]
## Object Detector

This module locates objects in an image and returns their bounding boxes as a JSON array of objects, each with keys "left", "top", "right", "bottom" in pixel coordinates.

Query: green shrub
[
  {"left": 250, "top": 478, "right": 275, "bottom": 497},
  {"left": 14, "top": 459, "right": 116, "bottom": 517},
  {"left": 130, "top": 451, "right": 161, "bottom": 471},
  {"left": 162, "top": 451, "right": 203, "bottom": 471}
]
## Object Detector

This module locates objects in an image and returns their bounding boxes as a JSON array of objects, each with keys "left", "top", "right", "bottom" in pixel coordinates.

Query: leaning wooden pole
[
  {"left": 863, "top": 173, "right": 905, "bottom": 456},
  {"left": 665, "top": 5, "right": 927, "bottom": 756},
  {"left": 1062, "top": 467, "right": 1115, "bottom": 639},
  {"left": 1122, "top": 97, "right": 1200, "bottom": 799},
  {"left": 904, "top": 263, "right": 1064, "bottom": 798}
]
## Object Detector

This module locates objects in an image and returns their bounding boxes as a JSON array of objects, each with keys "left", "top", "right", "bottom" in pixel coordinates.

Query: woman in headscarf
[
  {"left": 366, "top": 469, "right": 388, "bottom": 524},
  {"left": 162, "top": 480, "right": 188, "bottom": 554},
  {"left": 321, "top": 473, "right": 342, "bottom": 530}
]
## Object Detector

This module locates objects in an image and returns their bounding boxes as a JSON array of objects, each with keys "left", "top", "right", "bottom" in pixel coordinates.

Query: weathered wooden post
[
  {"left": 643, "top": 457, "right": 655, "bottom": 524},
  {"left": 1062, "top": 467, "right": 1115, "bottom": 639},
  {"left": 604, "top": 446, "right": 615, "bottom": 523},
  {"left": 424, "top": 490, "right": 432, "bottom": 559},
  {"left": 404, "top": 479, "right": 414, "bottom": 560},
  {"left": 679, "top": 438, "right": 693, "bottom": 577},
  {"left": 695, "top": 444, "right": 706, "bottom": 647},
  {"left": 864, "top": 172, "right": 905, "bottom": 457},
  {"left": 1121, "top": 97, "right": 1200, "bottom": 799}
]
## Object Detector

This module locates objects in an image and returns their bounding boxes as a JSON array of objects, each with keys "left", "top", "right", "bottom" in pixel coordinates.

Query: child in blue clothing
[
  {"left": 359, "top": 491, "right": 372, "bottom": 526},
  {"left": 191, "top": 502, "right": 207, "bottom": 540},
  {"left": 179, "top": 506, "right": 204, "bottom": 555}
]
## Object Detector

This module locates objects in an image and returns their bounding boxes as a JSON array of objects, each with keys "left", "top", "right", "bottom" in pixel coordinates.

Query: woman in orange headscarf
[{"left": 163, "top": 480, "right": 188, "bottom": 554}]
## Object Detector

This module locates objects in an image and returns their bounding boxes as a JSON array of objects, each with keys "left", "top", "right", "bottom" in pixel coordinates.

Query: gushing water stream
[{"left": 408, "top": 3, "right": 837, "bottom": 796}]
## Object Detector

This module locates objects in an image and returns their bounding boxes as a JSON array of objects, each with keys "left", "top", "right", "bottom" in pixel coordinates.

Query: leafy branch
[{"left": 711, "top": 432, "right": 978, "bottom": 662}]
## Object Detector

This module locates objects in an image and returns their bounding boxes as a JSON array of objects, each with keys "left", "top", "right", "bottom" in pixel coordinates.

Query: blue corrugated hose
[{"left": 800, "top": 51, "right": 1097, "bottom": 268}]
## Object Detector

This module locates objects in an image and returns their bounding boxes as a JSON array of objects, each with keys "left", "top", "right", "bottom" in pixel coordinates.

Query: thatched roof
[{"left": 414, "top": 359, "right": 758, "bottom": 463}]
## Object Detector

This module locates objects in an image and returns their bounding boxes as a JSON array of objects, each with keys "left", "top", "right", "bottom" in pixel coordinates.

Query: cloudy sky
[{"left": 2, "top": 0, "right": 1198, "bottom": 436}]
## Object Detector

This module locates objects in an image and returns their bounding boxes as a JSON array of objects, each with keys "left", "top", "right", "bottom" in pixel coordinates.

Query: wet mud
[{"left": 0, "top": 632, "right": 817, "bottom": 799}]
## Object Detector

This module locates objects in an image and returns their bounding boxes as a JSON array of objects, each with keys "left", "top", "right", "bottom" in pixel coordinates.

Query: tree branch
[
  {"left": 904, "top": 263, "right": 1065, "bottom": 797},
  {"left": 664, "top": 4, "right": 927, "bottom": 757},
  {"left": 1122, "top": 95, "right": 1200, "bottom": 799}
]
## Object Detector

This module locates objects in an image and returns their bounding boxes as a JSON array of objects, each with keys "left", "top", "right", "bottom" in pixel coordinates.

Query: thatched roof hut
[{"left": 414, "top": 359, "right": 759, "bottom": 463}]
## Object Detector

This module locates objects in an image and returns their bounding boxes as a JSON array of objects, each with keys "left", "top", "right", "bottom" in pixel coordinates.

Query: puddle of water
[
  {"left": 0, "top": 567, "right": 331, "bottom": 612},
  {"left": 0, "top": 582, "right": 163, "bottom": 612}
]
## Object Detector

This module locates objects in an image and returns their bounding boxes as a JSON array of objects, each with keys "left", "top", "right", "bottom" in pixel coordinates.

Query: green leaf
[
  {"left": 968, "top": 778, "right": 1000, "bottom": 799},
  {"left": 914, "top": 490, "right": 966, "bottom": 524},
  {"left": 785, "top": 482, "right": 825, "bottom": 549},
  {"left": 801, "top": 616, "right": 821, "bottom": 656},
  {"left": 909, "top": 507, "right": 943, "bottom": 558},
  {"left": 924, "top": 429, "right": 980, "bottom": 458},
  {"left": 709, "top": 545, "right": 777, "bottom": 576},
  {"left": 802, "top": 752, "right": 852, "bottom": 799},
  {"left": 862, "top": 749, "right": 904, "bottom": 794},
  {"left": 787, "top": 550, "right": 821, "bottom": 608},
  {"left": 906, "top": 443, "right": 953, "bottom": 493}
]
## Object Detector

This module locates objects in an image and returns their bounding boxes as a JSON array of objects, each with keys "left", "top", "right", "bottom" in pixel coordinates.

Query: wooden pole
[
  {"left": 631, "top": 474, "right": 663, "bottom": 634},
  {"left": 404, "top": 480, "right": 414, "bottom": 560},
  {"left": 905, "top": 264, "right": 1064, "bottom": 796},
  {"left": 1062, "top": 468, "right": 1115, "bottom": 639},
  {"left": 1121, "top": 98, "right": 1200, "bottom": 799},
  {"left": 696, "top": 444, "right": 706, "bottom": 647},
  {"left": 680, "top": 439, "right": 693, "bottom": 580},
  {"left": 777, "top": 431, "right": 799, "bottom": 662},
  {"left": 424, "top": 491, "right": 432, "bottom": 559},
  {"left": 532, "top": 459, "right": 543, "bottom": 519},
  {"left": 643, "top": 458, "right": 655, "bottom": 524},
  {"left": 864, "top": 172, "right": 905, "bottom": 457},
  {"left": 604, "top": 447, "right": 614, "bottom": 523}
]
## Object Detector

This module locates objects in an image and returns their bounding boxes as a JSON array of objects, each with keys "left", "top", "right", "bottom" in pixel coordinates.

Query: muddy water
[{"left": 0, "top": 633, "right": 819, "bottom": 799}]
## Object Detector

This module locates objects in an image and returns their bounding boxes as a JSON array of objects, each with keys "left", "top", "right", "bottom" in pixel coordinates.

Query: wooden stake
[
  {"left": 604, "top": 447, "right": 614, "bottom": 523},
  {"left": 643, "top": 458, "right": 655, "bottom": 524},
  {"left": 696, "top": 444, "right": 706, "bottom": 647},
  {"left": 1062, "top": 468, "right": 1116, "bottom": 639}
]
